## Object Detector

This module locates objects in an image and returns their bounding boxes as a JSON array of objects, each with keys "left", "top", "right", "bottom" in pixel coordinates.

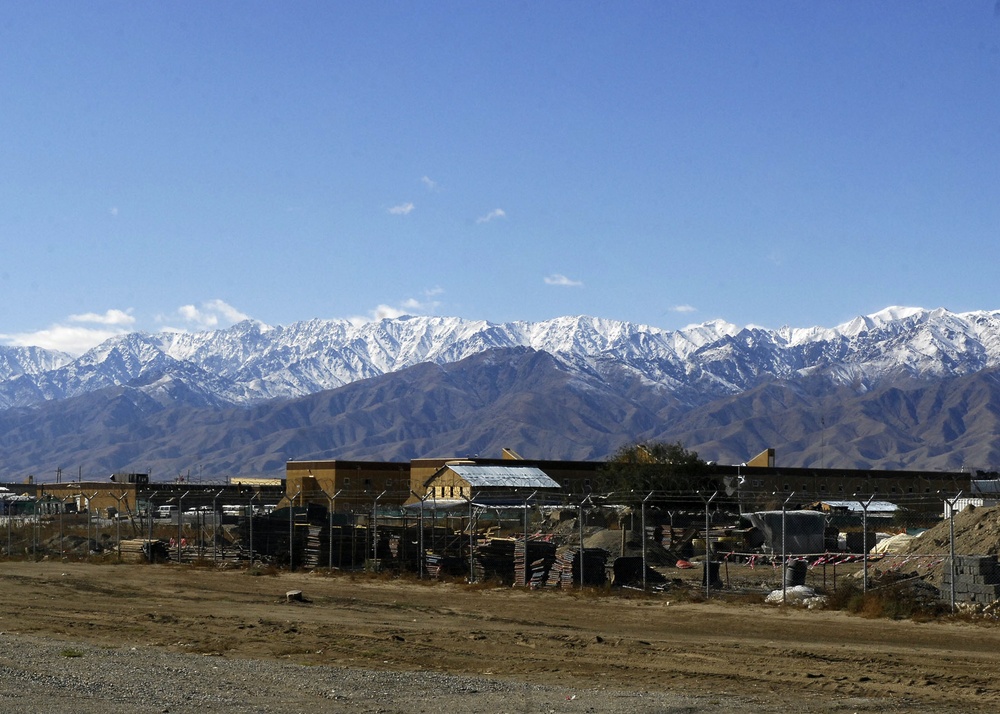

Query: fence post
[
  {"left": 325, "top": 488, "right": 344, "bottom": 571},
  {"left": 942, "top": 491, "right": 963, "bottom": 613},
  {"left": 781, "top": 491, "right": 796, "bottom": 604},
  {"left": 109, "top": 491, "right": 130, "bottom": 562},
  {"left": 89, "top": 491, "right": 98, "bottom": 559},
  {"left": 289, "top": 487, "right": 301, "bottom": 571},
  {"left": 466, "top": 495, "right": 475, "bottom": 583},
  {"left": 248, "top": 491, "right": 258, "bottom": 566},
  {"left": 58, "top": 499, "right": 64, "bottom": 559},
  {"left": 578, "top": 495, "right": 592, "bottom": 588},
  {"left": 176, "top": 491, "right": 190, "bottom": 563},
  {"left": 854, "top": 494, "right": 875, "bottom": 593},
  {"left": 642, "top": 492, "right": 653, "bottom": 591},
  {"left": 701, "top": 490, "right": 718, "bottom": 599},
  {"left": 147, "top": 493, "right": 155, "bottom": 557},
  {"left": 522, "top": 490, "right": 537, "bottom": 587},
  {"left": 372, "top": 490, "right": 387, "bottom": 572},
  {"left": 410, "top": 490, "right": 427, "bottom": 579}
]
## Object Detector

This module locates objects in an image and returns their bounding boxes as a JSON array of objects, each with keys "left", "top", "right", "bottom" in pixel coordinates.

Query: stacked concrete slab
[{"left": 942, "top": 555, "right": 1000, "bottom": 604}]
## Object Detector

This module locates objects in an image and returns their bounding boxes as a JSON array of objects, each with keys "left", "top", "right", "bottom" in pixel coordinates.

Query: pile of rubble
[{"left": 882, "top": 505, "right": 1000, "bottom": 589}]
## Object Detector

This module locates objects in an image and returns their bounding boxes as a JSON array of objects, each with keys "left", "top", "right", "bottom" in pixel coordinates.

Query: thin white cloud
[
  {"left": 476, "top": 208, "right": 506, "bottom": 224},
  {"left": 670, "top": 304, "right": 697, "bottom": 314},
  {"left": 348, "top": 289, "right": 444, "bottom": 325},
  {"left": 0, "top": 308, "right": 137, "bottom": 355},
  {"left": 388, "top": 202, "right": 415, "bottom": 216},
  {"left": 109, "top": 207, "right": 119, "bottom": 217},
  {"left": 0, "top": 325, "right": 126, "bottom": 356},
  {"left": 544, "top": 273, "right": 584, "bottom": 287},
  {"left": 68, "top": 308, "right": 135, "bottom": 327},
  {"left": 3, "top": 301, "right": 252, "bottom": 356},
  {"left": 420, "top": 176, "right": 438, "bottom": 191},
  {"left": 158, "top": 299, "right": 251, "bottom": 331}
]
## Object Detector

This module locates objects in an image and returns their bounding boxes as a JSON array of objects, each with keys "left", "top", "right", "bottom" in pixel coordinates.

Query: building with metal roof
[{"left": 421, "top": 462, "right": 560, "bottom": 501}]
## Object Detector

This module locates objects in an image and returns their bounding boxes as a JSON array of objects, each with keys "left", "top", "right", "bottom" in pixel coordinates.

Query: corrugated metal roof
[
  {"left": 447, "top": 464, "right": 560, "bottom": 489},
  {"left": 821, "top": 500, "right": 898, "bottom": 513}
]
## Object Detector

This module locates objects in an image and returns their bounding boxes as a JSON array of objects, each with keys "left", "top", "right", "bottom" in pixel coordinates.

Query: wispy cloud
[
  {"left": 670, "top": 304, "right": 697, "bottom": 314},
  {"left": 544, "top": 273, "right": 584, "bottom": 287},
  {"left": 3, "top": 301, "right": 252, "bottom": 356},
  {"left": 420, "top": 176, "right": 438, "bottom": 191},
  {"left": 349, "top": 288, "right": 444, "bottom": 325},
  {"left": 158, "top": 299, "right": 251, "bottom": 331},
  {"left": 388, "top": 202, "right": 415, "bottom": 216},
  {"left": 69, "top": 309, "right": 135, "bottom": 326},
  {"left": 0, "top": 308, "right": 137, "bottom": 355},
  {"left": 476, "top": 208, "right": 506, "bottom": 224}
]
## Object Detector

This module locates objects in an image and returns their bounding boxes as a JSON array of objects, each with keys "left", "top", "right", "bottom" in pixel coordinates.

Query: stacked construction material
[
  {"left": 942, "top": 555, "right": 1000, "bottom": 603},
  {"left": 543, "top": 547, "right": 574, "bottom": 588},
  {"left": 424, "top": 552, "right": 467, "bottom": 580},
  {"left": 472, "top": 538, "right": 516, "bottom": 583},
  {"left": 119, "top": 539, "right": 170, "bottom": 563},
  {"left": 302, "top": 525, "right": 325, "bottom": 569},
  {"left": 581, "top": 548, "right": 610, "bottom": 586},
  {"left": 514, "top": 538, "right": 558, "bottom": 588},
  {"left": 387, "top": 528, "right": 423, "bottom": 573},
  {"left": 547, "top": 547, "right": 609, "bottom": 588},
  {"left": 611, "top": 556, "right": 667, "bottom": 587}
]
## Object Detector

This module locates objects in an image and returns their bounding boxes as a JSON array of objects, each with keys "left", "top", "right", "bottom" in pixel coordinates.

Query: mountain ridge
[
  {"left": 4, "top": 306, "right": 1000, "bottom": 411},
  {"left": 3, "top": 307, "right": 1000, "bottom": 480}
]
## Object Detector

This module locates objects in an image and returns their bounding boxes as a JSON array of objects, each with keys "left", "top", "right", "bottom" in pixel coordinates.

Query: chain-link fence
[{"left": 2, "top": 488, "right": 996, "bottom": 611}]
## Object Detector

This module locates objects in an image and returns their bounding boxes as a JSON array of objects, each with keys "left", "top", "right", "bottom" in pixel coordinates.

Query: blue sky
[{"left": 2, "top": 2, "right": 999, "bottom": 354}]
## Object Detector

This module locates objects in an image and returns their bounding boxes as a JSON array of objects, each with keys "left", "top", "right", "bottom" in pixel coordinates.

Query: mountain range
[{"left": 2, "top": 306, "right": 1000, "bottom": 481}]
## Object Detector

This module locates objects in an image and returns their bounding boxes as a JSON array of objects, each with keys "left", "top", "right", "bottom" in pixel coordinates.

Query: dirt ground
[{"left": 2, "top": 560, "right": 1000, "bottom": 712}]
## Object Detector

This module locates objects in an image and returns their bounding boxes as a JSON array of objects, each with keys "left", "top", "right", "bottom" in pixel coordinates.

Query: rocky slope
[{"left": 3, "top": 307, "right": 1000, "bottom": 479}]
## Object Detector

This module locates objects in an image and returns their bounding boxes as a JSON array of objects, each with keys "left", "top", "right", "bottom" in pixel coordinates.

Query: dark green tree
[{"left": 601, "top": 441, "right": 712, "bottom": 498}]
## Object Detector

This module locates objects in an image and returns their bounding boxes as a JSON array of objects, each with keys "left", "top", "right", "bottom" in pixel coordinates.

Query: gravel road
[
  {"left": 0, "top": 633, "right": 748, "bottom": 714},
  {"left": 2, "top": 561, "right": 994, "bottom": 713}
]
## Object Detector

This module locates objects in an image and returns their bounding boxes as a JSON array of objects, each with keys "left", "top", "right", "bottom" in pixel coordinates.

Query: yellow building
[
  {"left": 35, "top": 481, "right": 141, "bottom": 518},
  {"left": 285, "top": 460, "right": 411, "bottom": 510},
  {"left": 420, "top": 462, "right": 561, "bottom": 501}
]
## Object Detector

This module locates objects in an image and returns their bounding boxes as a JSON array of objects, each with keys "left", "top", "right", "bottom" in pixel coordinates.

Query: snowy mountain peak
[{"left": 3, "top": 307, "right": 1000, "bottom": 411}]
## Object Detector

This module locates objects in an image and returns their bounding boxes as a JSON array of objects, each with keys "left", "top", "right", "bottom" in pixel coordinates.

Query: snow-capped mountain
[{"left": 2, "top": 306, "right": 1000, "bottom": 411}]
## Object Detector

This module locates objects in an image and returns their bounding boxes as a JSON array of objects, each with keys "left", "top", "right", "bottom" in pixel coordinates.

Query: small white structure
[{"left": 944, "top": 497, "right": 1000, "bottom": 518}]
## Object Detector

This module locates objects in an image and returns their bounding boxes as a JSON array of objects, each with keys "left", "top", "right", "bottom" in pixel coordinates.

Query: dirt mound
[
  {"left": 584, "top": 528, "right": 677, "bottom": 565},
  {"left": 900, "top": 505, "right": 1000, "bottom": 555},
  {"left": 880, "top": 505, "right": 1000, "bottom": 585}
]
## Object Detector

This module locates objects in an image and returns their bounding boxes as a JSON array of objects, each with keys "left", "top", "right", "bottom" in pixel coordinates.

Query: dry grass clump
[{"left": 823, "top": 575, "right": 949, "bottom": 621}]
